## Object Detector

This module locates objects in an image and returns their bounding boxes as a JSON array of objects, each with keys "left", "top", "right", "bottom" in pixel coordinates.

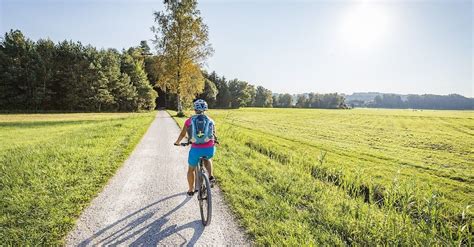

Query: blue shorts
[{"left": 188, "top": 146, "right": 215, "bottom": 167}]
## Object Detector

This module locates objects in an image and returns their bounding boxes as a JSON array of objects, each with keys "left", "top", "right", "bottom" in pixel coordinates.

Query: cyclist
[{"left": 174, "top": 99, "right": 217, "bottom": 196}]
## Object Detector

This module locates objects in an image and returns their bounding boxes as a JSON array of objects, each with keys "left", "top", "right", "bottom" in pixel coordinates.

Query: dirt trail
[{"left": 66, "top": 111, "right": 249, "bottom": 246}]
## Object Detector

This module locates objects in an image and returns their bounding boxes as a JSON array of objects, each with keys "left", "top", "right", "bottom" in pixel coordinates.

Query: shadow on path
[{"left": 78, "top": 192, "right": 204, "bottom": 246}]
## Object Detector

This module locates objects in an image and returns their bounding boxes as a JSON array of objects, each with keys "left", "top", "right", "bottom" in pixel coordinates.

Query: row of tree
[
  {"left": 294, "top": 93, "right": 346, "bottom": 108},
  {"left": 175, "top": 70, "right": 345, "bottom": 109},
  {"left": 161, "top": 71, "right": 274, "bottom": 109},
  {"left": 369, "top": 94, "right": 473, "bottom": 110},
  {"left": 0, "top": 30, "right": 157, "bottom": 112},
  {"left": 204, "top": 71, "right": 274, "bottom": 108}
]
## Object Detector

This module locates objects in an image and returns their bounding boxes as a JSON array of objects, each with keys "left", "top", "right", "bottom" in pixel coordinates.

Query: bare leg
[
  {"left": 204, "top": 159, "right": 213, "bottom": 177},
  {"left": 187, "top": 167, "right": 195, "bottom": 192}
]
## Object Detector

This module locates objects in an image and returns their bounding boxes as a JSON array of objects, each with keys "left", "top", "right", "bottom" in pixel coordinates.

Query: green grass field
[
  {"left": 0, "top": 112, "right": 156, "bottom": 245},
  {"left": 170, "top": 108, "right": 473, "bottom": 245}
]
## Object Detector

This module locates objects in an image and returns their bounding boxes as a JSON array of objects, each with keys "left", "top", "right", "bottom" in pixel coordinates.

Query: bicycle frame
[
  {"left": 195, "top": 157, "right": 207, "bottom": 194},
  {"left": 176, "top": 142, "right": 212, "bottom": 226}
]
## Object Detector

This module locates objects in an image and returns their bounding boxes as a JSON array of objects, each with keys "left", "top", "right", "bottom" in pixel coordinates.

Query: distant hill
[
  {"left": 344, "top": 92, "right": 473, "bottom": 110},
  {"left": 343, "top": 92, "right": 409, "bottom": 102},
  {"left": 271, "top": 92, "right": 473, "bottom": 110}
]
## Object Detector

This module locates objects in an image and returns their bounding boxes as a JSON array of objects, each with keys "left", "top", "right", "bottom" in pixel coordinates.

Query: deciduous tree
[
  {"left": 152, "top": 0, "right": 213, "bottom": 115},
  {"left": 228, "top": 79, "right": 252, "bottom": 108},
  {"left": 278, "top": 93, "right": 293, "bottom": 108},
  {"left": 198, "top": 76, "right": 218, "bottom": 107},
  {"left": 255, "top": 86, "right": 273, "bottom": 107}
]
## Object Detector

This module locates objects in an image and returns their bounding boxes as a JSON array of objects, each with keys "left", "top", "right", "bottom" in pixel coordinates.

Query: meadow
[
  {"left": 171, "top": 108, "right": 473, "bottom": 245},
  {"left": 0, "top": 112, "right": 156, "bottom": 245}
]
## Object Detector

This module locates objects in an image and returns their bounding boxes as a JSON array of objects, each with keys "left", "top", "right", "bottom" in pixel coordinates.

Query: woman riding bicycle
[{"left": 174, "top": 99, "right": 217, "bottom": 196}]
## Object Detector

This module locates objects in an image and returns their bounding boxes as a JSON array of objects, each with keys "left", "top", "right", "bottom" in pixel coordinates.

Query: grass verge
[
  {"left": 0, "top": 112, "right": 156, "bottom": 245},
  {"left": 168, "top": 108, "right": 473, "bottom": 245}
]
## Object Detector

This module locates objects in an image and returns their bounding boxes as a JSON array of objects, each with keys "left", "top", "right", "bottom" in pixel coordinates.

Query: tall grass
[
  {"left": 169, "top": 108, "right": 473, "bottom": 245},
  {"left": 0, "top": 112, "right": 156, "bottom": 245}
]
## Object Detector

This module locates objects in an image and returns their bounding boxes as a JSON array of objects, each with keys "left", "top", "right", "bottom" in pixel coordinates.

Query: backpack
[{"left": 187, "top": 114, "right": 214, "bottom": 144}]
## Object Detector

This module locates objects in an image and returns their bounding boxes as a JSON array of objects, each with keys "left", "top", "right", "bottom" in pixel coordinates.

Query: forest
[{"left": 0, "top": 30, "right": 157, "bottom": 112}]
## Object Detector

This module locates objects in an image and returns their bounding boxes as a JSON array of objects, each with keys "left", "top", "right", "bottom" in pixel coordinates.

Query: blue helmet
[{"left": 193, "top": 99, "right": 208, "bottom": 112}]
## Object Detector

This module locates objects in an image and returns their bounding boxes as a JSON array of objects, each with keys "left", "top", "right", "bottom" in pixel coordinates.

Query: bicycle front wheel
[{"left": 198, "top": 172, "right": 212, "bottom": 226}]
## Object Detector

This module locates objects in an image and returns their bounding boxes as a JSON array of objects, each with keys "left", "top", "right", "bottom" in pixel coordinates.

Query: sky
[{"left": 1, "top": 0, "right": 472, "bottom": 97}]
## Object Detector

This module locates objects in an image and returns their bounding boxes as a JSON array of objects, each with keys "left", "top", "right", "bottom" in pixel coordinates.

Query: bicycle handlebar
[
  {"left": 175, "top": 142, "right": 190, "bottom": 146},
  {"left": 174, "top": 140, "right": 219, "bottom": 146}
]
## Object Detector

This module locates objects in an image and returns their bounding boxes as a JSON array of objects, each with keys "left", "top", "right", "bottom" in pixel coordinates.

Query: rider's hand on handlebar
[{"left": 175, "top": 142, "right": 190, "bottom": 146}]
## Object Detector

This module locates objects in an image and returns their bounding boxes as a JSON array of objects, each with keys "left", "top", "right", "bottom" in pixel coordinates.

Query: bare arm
[
  {"left": 174, "top": 125, "right": 187, "bottom": 145},
  {"left": 213, "top": 124, "right": 219, "bottom": 144}
]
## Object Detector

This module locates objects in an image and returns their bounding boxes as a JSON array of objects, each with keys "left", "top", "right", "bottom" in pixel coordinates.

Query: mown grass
[
  {"left": 169, "top": 108, "right": 473, "bottom": 245},
  {"left": 0, "top": 112, "right": 156, "bottom": 245}
]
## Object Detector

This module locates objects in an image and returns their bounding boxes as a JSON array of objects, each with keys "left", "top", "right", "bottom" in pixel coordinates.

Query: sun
[{"left": 340, "top": 2, "right": 391, "bottom": 48}]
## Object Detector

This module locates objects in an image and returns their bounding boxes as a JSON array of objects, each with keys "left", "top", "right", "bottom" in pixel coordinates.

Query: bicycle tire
[{"left": 198, "top": 172, "right": 212, "bottom": 226}]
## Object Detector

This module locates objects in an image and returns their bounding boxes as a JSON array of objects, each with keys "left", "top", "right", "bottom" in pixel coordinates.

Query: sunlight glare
[{"left": 340, "top": 2, "right": 391, "bottom": 49}]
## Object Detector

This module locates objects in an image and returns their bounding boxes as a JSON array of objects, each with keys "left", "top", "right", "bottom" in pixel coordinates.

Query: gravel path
[{"left": 66, "top": 111, "right": 249, "bottom": 246}]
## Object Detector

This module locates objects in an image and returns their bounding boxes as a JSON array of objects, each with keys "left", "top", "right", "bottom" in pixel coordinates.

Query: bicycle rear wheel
[{"left": 198, "top": 172, "right": 212, "bottom": 226}]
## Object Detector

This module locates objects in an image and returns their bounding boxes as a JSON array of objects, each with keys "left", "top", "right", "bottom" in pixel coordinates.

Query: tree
[
  {"left": 296, "top": 94, "right": 307, "bottom": 108},
  {"left": 198, "top": 78, "right": 218, "bottom": 107},
  {"left": 255, "top": 86, "right": 273, "bottom": 107},
  {"left": 112, "top": 73, "right": 139, "bottom": 111},
  {"left": 0, "top": 30, "right": 157, "bottom": 112},
  {"left": 53, "top": 40, "right": 89, "bottom": 111},
  {"left": 140, "top": 40, "right": 152, "bottom": 56},
  {"left": 272, "top": 95, "right": 279, "bottom": 107},
  {"left": 144, "top": 55, "right": 162, "bottom": 84},
  {"left": 152, "top": 0, "right": 213, "bottom": 115},
  {"left": 121, "top": 52, "right": 157, "bottom": 110},
  {"left": 373, "top": 94, "right": 404, "bottom": 108},
  {"left": 143, "top": 53, "right": 165, "bottom": 108},
  {"left": 35, "top": 38, "right": 56, "bottom": 110},
  {"left": 247, "top": 84, "right": 256, "bottom": 107},
  {"left": 0, "top": 30, "right": 38, "bottom": 110},
  {"left": 308, "top": 93, "right": 319, "bottom": 108},
  {"left": 210, "top": 72, "right": 231, "bottom": 108},
  {"left": 278, "top": 93, "right": 293, "bottom": 107},
  {"left": 228, "top": 79, "right": 252, "bottom": 108},
  {"left": 89, "top": 71, "right": 114, "bottom": 112}
]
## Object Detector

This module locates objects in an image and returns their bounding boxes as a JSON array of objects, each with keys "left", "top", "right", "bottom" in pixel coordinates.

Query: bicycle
[{"left": 175, "top": 142, "right": 213, "bottom": 226}]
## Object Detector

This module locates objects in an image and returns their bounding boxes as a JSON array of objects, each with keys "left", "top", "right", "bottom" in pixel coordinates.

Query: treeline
[
  {"left": 369, "top": 94, "right": 473, "bottom": 110},
  {"left": 1, "top": 29, "right": 349, "bottom": 112},
  {"left": 161, "top": 71, "right": 274, "bottom": 109},
  {"left": 294, "top": 93, "right": 346, "bottom": 108},
  {"left": 160, "top": 71, "right": 346, "bottom": 109},
  {"left": 0, "top": 30, "right": 157, "bottom": 112},
  {"left": 269, "top": 93, "right": 346, "bottom": 108}
]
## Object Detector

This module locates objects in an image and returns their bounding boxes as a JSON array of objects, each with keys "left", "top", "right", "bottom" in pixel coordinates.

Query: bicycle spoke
[{"left": 198, "top": 171, "right": 212, "bottom": 226}]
